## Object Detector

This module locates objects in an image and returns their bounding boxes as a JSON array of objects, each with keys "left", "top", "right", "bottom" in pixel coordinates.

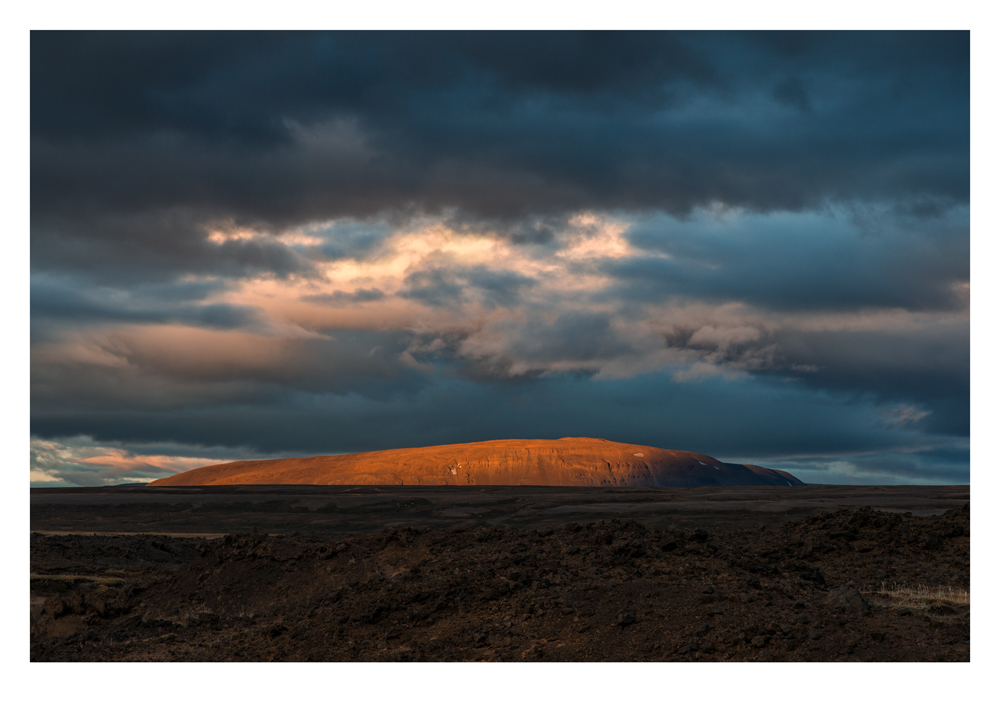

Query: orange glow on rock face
[{"left": 149, "top": 437, "right": 805, "bottom": 488}]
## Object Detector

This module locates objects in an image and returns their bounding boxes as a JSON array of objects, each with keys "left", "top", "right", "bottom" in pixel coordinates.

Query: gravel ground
[{"left": 30, "top": 503, "right": 969, "bottom": 661}]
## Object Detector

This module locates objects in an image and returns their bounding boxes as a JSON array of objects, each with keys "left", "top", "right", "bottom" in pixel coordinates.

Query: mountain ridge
[{"left": 148, "top": 438, "right": 805, "bottom": 488}]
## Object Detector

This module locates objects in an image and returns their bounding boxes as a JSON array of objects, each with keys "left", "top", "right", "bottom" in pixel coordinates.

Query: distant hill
[{"left": 148, "top": 438, "right": 805, "bottom": 488}]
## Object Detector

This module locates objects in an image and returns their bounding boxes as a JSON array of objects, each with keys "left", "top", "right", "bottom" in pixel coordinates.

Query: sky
[{"left": 29, "top": 30, "right": 970, "bottom": 486}]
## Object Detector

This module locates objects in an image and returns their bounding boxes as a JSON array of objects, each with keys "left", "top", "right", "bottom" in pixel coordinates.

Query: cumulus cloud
[
  {"left": 32, "top": 33, "right": 968, "bottom": 276},
  {"left": 30, "top": 32, "right": 969, "bottom": 485}
]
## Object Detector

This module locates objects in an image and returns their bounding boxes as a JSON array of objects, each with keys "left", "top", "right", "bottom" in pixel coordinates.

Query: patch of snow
[
  {"left": 633, "top": 452, "right": 644, "bottom": 457},
  {"left": 698, "top": 461, "right": 707, "bottom": 466}
]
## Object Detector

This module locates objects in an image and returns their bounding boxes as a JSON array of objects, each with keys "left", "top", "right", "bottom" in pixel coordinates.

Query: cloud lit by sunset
[{"left": 30, "top": 31, "right": 969, "bottom": 486}]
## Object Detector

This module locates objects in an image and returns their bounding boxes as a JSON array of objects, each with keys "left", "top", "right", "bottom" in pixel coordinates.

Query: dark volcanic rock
[
  {"left": 31, "top": 505, "right": 969, "bottom": 662},
  {"left": 828, "top": 587, "right": 872, "bottom": 617}
]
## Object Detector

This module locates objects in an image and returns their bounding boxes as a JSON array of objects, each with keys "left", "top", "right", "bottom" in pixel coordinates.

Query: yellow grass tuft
[{"left": 868, "top": 582, "right": 969, "bottom": 613}]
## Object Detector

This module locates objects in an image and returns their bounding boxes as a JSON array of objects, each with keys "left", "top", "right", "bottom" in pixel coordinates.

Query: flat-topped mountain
[{"left": 148, "top": 438, "right": 804, "bottom": 487}]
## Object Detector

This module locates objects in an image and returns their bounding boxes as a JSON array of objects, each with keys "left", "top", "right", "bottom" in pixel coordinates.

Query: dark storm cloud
[
  {"left": 29, "top": 31, "right": 969, "bottom": 486},
  {"left": 30, "top": 32, "right": 716, "bottom": 144},
  {"left": 32, "top": 31, "right": 969, "bottom": 278},
  {"left": 400, "top": 265, "right": 537, "bottom": 309},
  {"left": 31, "top": 329, "right": 427, "bottom": 407},
  {"left": 401, "top": 309, "right": 639, "bottom": 381},
  {"left": 400, "top": 269, "right": 465, "bottom": 308},
  {"left": 442, "top": 213, "right": 566, "bottom": 245},
  {"left": 665, "top": 323, "right": 969, "bottom": 438},
  {"left": 612, "top": 207, "right": 969, "bottom": 314},
  {"left": 848, "top": 446, "right": 970, "bottom": 483},
  {"left": 647, "top": 306, "right": 968, "bottom": 438},
  {"left": 504, "top": 311, "right": 636, "bottom": 364},
  {"left": 774, "top": 443, "right": 970, "bottom": 486},
  {"left": 30, "top": 274, "right": 263, "bottom": 332},
  {"left": 31, "top": 209, "right": 314, "bottom": 283},
  {"left": 773, "top": 325, "right": 968, "bottom": 409},
  {"left": 30, "top": 372, "right": 964, "bottom": 484}
]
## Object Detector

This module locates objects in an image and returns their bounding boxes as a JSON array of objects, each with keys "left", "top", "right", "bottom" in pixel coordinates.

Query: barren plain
[{"left": 31, "top": 484, "right": 969, "bottom": 661}]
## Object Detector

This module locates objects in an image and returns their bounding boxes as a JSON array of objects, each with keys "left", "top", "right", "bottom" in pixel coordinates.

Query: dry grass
[
  {"left": 867, "top": 582, "right": 969, "bottom": 614},
  {"left": 30, "top": 573, "right": 125, "bottom": 586}
]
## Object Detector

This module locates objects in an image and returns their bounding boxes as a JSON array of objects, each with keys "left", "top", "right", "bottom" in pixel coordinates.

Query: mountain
[{"left": 148, "top": 438, "right": 804, "bottom": 487}]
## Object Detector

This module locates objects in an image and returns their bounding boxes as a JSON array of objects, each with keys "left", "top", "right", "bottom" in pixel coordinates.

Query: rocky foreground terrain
[{"left": 31, "top": 503, "right": 968, "bottom": 661}]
